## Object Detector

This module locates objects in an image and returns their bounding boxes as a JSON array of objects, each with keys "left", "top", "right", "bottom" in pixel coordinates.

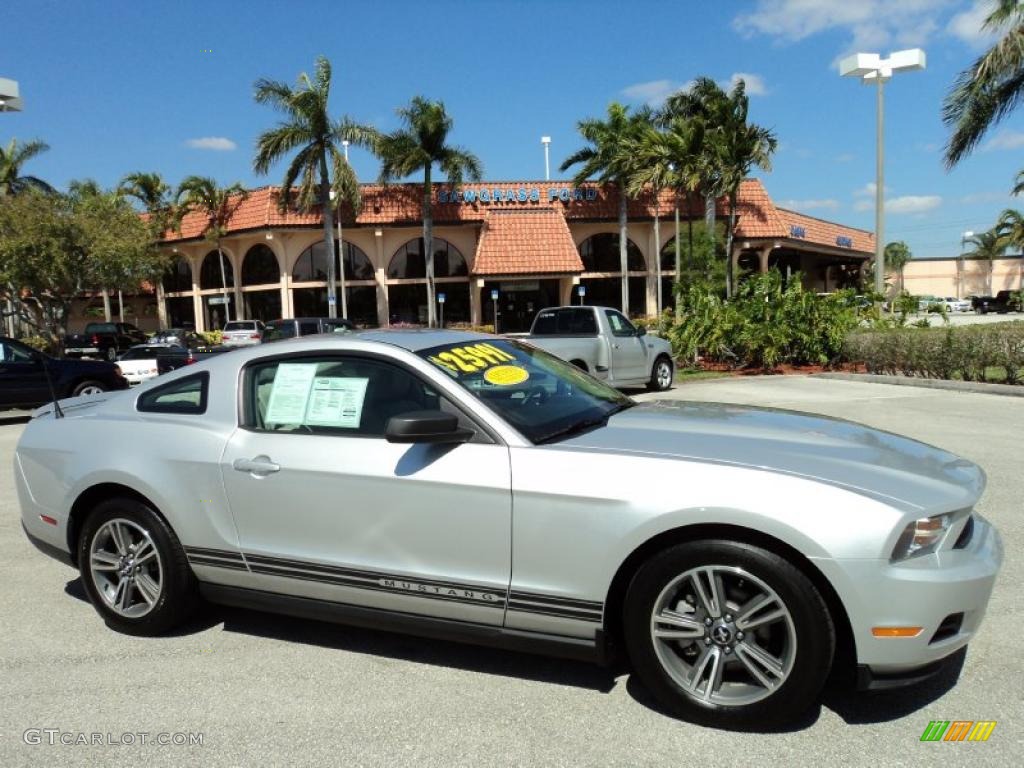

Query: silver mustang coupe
[{"left": 16, "top": 330, "right": 1002, "bottom": 728}]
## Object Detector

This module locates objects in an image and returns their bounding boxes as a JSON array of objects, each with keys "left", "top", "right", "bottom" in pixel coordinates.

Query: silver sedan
[{"left": 15, "top": 330, "right": 1002, "bottom": 729}]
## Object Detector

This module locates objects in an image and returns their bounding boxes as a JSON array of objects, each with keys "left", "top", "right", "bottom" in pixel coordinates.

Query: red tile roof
[
  {"left": 774, "top": 208, "right": 874, "bottom": 253},
  {"left": 160, "top": 179, "right": 873, "bottom": 257},
  {"left": 472, "top": 208, "right": 583, "bottom": 276}
]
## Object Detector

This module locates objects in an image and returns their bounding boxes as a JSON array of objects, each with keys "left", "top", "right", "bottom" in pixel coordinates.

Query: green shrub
[
  {"left": 18, "top": 335, "right": 53, "bottom": 353},
  {"left": 200, "top": 330, "right": 223, "bottom": 346},
  {"left": 844, "top": 322, "right": 1024, "bottom": 383},
  {"left": 667, "top": 272, "right": 859, "bottom": 369}
]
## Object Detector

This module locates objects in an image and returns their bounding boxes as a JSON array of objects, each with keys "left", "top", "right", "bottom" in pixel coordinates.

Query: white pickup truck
[{"left": 522, "top": 306, "right": 674, "bottom": 390}]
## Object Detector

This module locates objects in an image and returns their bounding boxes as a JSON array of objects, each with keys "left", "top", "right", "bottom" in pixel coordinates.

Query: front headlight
[{"left": 891, "top": 513, "right": 953, "bottom": 560}]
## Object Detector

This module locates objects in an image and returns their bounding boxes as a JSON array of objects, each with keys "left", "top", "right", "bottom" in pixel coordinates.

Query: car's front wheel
[
  {"left": 77, "top": 497, "right": 196, "bottom": 635},
  {"left": 623, "top": 540, "right": 834, "bottom": 729}
]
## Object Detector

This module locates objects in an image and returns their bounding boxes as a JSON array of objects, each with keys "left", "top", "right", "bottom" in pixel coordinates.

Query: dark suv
[
  {"left": 261, "top": 317, "right": 356, "bottom": 342},
  {"left": 972, "top": 290, "right": 1021, "bottom": 314}
]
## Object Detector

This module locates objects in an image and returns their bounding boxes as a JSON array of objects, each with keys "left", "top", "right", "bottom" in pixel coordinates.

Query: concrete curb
[{"left": 814, "top": 372, "right": 1024, "bottom": 397}]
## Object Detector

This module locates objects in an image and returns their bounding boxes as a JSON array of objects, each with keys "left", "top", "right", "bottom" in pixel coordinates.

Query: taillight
[
  {"left": 186, "top": 353, "right": 197, "bottom": 365},
  {"left": 250, "top": 333, "right": 260, "bottom": 339},
  {"left": 91, "top": 334, "right": 100, "bottom": 344}
]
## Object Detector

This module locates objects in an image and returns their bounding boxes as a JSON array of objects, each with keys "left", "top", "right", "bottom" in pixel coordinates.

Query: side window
[
  {"left": 604, "top": 309, "right": 636, "bottom": 338},
  {"left": 246, "top": 356, "right": 446, "bottom": 437},
  {"left": 298, "top": 321, "right": 320, "bottom": 336},
  {"left": 1, "top": 341, "right": 36, "bottom": 363},
  {"left": 138, "top": 372, "right": 209, "bottom": 414}
]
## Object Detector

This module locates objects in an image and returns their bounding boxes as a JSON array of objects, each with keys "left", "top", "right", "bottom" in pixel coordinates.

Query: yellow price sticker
[
  {"left": 483, "top": 365, "right": 530, "bottom": 386},
  {"left": 429, "top": 343, "right": 517, "bottom": 375}
]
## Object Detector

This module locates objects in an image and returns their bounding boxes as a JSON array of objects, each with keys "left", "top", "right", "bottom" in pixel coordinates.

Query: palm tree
[
  {"left": 561, "top": 102, "right": 648, "bottom": 316},
  {"left": 176, "top": 176, "right": 249, "bottom": 323},
  {"left": 625, "top": 119, "right": 676, "bottom": 316},
  {"left": 963, "top": 229, "right": 1004, "bottom": 296},
  {"left": 376, "top": 96, "right": 482, "bottom": 327},
  {"left": 883, "top": 241, "right": 912, "bottom": 295},
  {"left": 664, "top": 79, "right": 730, "bottom": 247},
  {"left": 118, "top": 172, "right": 174, "bottom": 237},
  {"left": 0, "top": 138, "right": 54, "bottom": 196},
  {"left": 253, "top": 55, "right": 378, "bottom": 319},
  {"left": 943, "top": 0, "right": 1024, "bottom": 167},
  {"left": 671, "top": 79, "right": 776, "bottom": 298},
  {"left": 995, "top": 208, "right": 1024, "bottom": 290}
]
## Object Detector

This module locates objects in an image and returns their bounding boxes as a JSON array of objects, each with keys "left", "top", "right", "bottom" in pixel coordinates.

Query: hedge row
[{"left": 844, "top": 322, "right": 1024, "bottom": 384}]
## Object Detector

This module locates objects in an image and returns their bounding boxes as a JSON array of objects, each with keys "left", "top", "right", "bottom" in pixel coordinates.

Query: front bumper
[{"left": 815, "top": 514, "right": 1002, "bottom": 678}]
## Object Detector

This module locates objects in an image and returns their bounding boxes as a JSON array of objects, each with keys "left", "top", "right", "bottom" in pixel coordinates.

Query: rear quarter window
[{"left": 137, "top": 372, "right": 209, "bottom": 414}]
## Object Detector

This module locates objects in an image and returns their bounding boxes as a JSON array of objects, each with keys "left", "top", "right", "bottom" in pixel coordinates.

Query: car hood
[{"left": 554, "top": 401, "right": 984, "bottom": 511}]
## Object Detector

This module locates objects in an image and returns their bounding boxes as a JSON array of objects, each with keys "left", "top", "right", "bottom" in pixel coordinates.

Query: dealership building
[{"left": 151, "top": 178, "right": 874, "bottom": 333}]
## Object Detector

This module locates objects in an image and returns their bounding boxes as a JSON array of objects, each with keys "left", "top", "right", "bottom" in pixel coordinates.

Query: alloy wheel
[
  {"left": 88, "top": 518, "right": 163, "bottom": 618},
  {"left": 650, "top": 565, "right": 797, "bottom": 707},
  {"left": 656, "top": 361, "right": 673, "bottom": 389}
]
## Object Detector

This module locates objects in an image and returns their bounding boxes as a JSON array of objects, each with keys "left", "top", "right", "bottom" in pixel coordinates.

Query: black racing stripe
[
  {"left": 508, "top": 590, "right": 603, "bottom": 611},
  {"left": 245, "top": 552, "right": 505, "bottom": 597},
  {"left": 184, "top": 545, "right": 245, "bottom": 562},
  {"left": 188, "top": 557, "right": 250, "bottom": 572},
  {"left": 507, "top": 602, "right": 603, "bottom": 622},
  {"left": 248, "top": 565, "right": 506, "bottom": 609}
]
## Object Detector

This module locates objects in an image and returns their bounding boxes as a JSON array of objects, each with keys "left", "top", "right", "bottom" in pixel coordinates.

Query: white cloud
[
  {"left": 947, "top": 0, "right": 999, "bottom": 48},
  {"left": 733, "top": 0, "right": 956, "bottom": 60},
  {"left": 835, "top": 152, "right": 855, "bottom": 163},
  {"left": 185, "top": 136, "right": 237, "bottom": 151},
  {"left": 982, "top": 129, "right": 1024, "bottom": 151},
  {"left": 779, "top": 198, "right": 841, "bottom": 211},
  {"left": 726, "top": 72, "right": 768, "bottom": 96},
  {"left": 959, "top": 191, "right": 1013, "bottom": 205},
  {"left": 621, "top": 79, "right": 690, "bottom": 106}
]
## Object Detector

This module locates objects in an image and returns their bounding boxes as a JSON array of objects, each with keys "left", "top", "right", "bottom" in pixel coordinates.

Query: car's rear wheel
[
  {"left": 77, "top": 497, "right": 196, "bottom": 635},
  {"left": 72, "top": 380, "right": 106, "bottom": 397},
  {"left": 623, "top": 540, "right": 834, "bottom": 729},
  {"left": 648, "top": 356, "right": 674, "bottom": 391}
]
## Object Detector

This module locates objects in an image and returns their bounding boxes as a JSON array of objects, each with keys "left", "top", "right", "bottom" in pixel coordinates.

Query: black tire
[
  {"left": 77, "top": 496, "right": 196, "bottom": 635},
  {"left": 71, "top": 380, "right": 107, "bottom": 397},
  {"left": 647, "top": 355, "right": 674, "bottom": 391},
  {"left": 623, "top": 540, "right": 834, "bottom": 729},
  {"left": 569, "top": 359, "right": 588, "bottom": 372},
  {"left": 105, "top": 346, "right": 118, "bottom": 362}
]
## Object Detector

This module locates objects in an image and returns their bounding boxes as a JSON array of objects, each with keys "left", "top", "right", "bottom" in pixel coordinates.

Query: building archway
[
  {"left": 161, "top": 256, "right": 195, "bottom": 328},
  {"left": 241, "top": 243, "right": 282, "bottom": 321},
  {"left": 387, "top": 238, "right": 469, "bottom": 325},
  {"left": 577, "top": 233, "right": 647, "bottom": 316},
  {"left": 291, "top": 239, "right": 377, "bottom": 325}
]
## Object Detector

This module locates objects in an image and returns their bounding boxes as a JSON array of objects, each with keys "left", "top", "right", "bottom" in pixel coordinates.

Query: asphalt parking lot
[{"left": 2, "top": 376, "right": 1020, "bottom": 767}]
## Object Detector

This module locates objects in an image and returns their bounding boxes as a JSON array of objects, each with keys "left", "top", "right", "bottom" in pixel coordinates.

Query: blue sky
[{"left": 3, "top": 0, "right": 1022, "bottom": 259}]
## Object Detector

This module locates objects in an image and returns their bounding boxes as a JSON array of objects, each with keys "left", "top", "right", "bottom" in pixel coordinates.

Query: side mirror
[
  {"left": 385, "top": 410, "right": 474, "bottom": 444},
  {"left": 636, "top": 326, "right": 647, "bottom": 337}
]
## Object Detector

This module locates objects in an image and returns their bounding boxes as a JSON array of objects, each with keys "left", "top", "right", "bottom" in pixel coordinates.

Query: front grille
[
  {"left": 930, "top": 613, "right": 964, "bottom": 644},
  {"left": 953, "top": 516, "right": 975, "bottom": 549}
]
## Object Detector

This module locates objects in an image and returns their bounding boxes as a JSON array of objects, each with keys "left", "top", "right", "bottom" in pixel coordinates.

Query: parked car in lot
[
  {"left": 16, "top": 330, "right": 1002, "bottom": 728},
  {"left": 221, "top": 320, "right": 265, "bottom": 347},
  {"left": 117, "top": 336, "right": 233, "bottom": 384},
  {"left": 63, "top": 322, "right": 147, "bottom": 361},
  {"left": 1, "top": 336, "right": 128, "bottom": 409},
  {"left": 972, "top": 290, "right": 1021, "bottom": 314},
  {"left": 943, "top": 297, "right": 971, "bottom": 313},
  {"left": 523, "top": 306, "right": 674, "bottom": 390},
  {"left": 916, "top": 295, "right": 945, "bottom": 313},
  {"left": 261, "top": 317, "right": 356, "bottom": 342}
]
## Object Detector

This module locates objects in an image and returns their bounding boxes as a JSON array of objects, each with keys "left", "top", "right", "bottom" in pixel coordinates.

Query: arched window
[
  {"left": 387, "top": 237, "right": 467, "bottom": 279},
  {"left": 578, "top": 233, "right": 645, "bottom": 272},
  {"left": 292, "top": 240, "right": 374, "bottom": 282},
  {"left": 199, "top": 250, "right": 234, "bottom": 290},
  {"left": 241, "top": 244, "right": 280, "bottom": 286},
  {"left": 162, "top": 257, "right": 192, "bottom": 294}
]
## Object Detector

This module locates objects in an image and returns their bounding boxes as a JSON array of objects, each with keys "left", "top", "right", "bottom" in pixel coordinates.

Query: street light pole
[
  {"left": 959, "top": 231, "right": 974, "bottom": 300},
  {"left": 541, "top": 136, "right": 551, "bottom": 181},
  {"left": 839, "top": 49, "right": 926, "bottom": 300}
]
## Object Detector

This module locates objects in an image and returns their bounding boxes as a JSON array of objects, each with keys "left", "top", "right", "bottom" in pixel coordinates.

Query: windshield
[{"left": 417, "top": 339, "right": 631, "bottom": 444}]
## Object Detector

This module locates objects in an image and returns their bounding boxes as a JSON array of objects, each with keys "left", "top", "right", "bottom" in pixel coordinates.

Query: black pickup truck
[
  {"left": 63, "top": 322, "right": 148, "bottom": 361},
  {"left": 972, "top": 290, "right": 1022, "bottom": 314},
  {"left": 1, "top": 336, "right": 129, "bottom": 409}
]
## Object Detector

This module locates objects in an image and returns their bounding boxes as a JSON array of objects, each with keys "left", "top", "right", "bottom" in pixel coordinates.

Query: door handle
[{"left": 232, "top": 455, "right": 280, "bottom": 476}]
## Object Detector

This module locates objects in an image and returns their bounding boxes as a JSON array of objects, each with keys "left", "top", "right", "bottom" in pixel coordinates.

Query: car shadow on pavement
[
  {"left": 0, "top": 412, "right": 31, "bottom": 426},
  {"left": 215, "top": 604, "right": 623, "bottom": 693}
]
